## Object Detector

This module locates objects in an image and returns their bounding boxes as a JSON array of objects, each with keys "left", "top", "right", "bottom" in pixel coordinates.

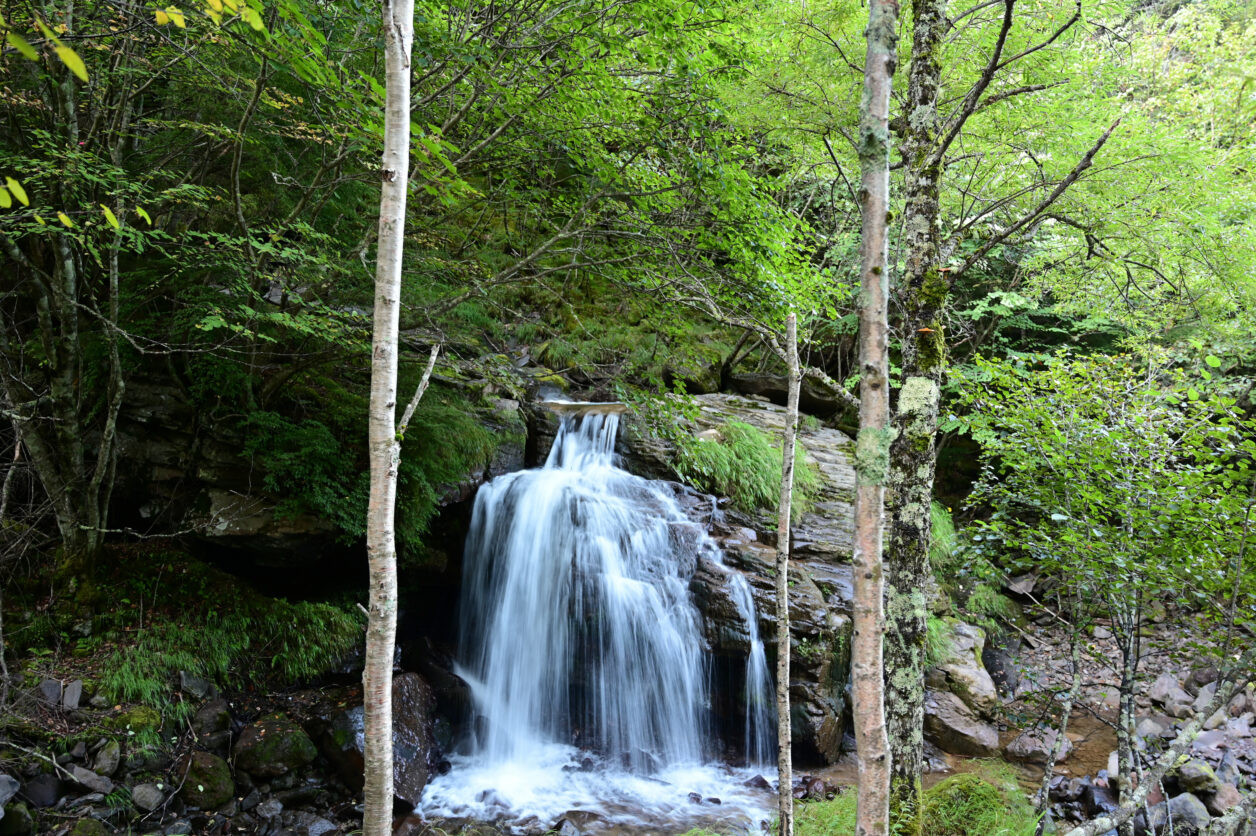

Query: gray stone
[
  {"left": 257, "top": 798, "right": 283, "bottom": 820},
  {"left": 164, "top": 821, "right": 193, "bottom": 835},
  {"left": 70, "top": 766, "right": 113, "bottom": 795},
  {"left": 923, "top": 689, "right": 999, "bottom": 757},
  {"left": 69, "top": 742, "right": 87, "bottom": 760},
  {"left": 1135, "top": 717, "right": 1166, "bottom": 740},
  {"left": 233, "top": 714, "right": 317, "bottom": 779},
  {"left": 927, "top": 621, "right": 1000, "bottom": 719},
  {"left": 19, "top": 774, "right": 61, "bottom": 808},
  {"left": 37, "top": 680, "right": 62, "bottom": 707},
  {"left": 92, "top": 740, "right": 120, "bottom": 778},
  {"left": 1167, "top": 792, "right": 1211, "bottom": 834},
  {"left": 132, "top": 783, "right": 165, "bottom": 813},
  {"left": 193, "top": 699, "right": 232, "bottom": 736},
  {"left": 179, "top": 671, "right": 219, "bottom": 701},
  {"left": 0, "top": 774, "right": 18, "bottom": 809},
  {"left": 1194, "top": 682, "right": 1219, "bottom": 716},
  {"left": 61, "top": 681, "right": 83, "bottom": 711},
  {"left": 1148, "top": 673, "right": 1195, "bottom": 719},
  {"left": 291, "top": 812, "right": 337, "bottom": 836},
  {"left": 1004, "top": 728, "right": 1073, "bottom": 765}
]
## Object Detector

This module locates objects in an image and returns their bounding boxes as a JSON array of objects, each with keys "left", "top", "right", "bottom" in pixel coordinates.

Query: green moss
[
  {"left": 890, "top": 774, "right": 924, "bottom": 836},
  {"left": 920, "top": 767, "right": 1039, "bottom": 836},
  {"left": 674, "top": 421, "right": 820, "bottom": 521}
]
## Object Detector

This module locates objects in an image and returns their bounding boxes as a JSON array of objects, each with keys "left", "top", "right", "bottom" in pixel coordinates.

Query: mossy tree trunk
[
  {"left": 774, "top": 313, "right": 800, "bottom": 836},
  {"left": 363, "top": 1, "right": 414, "bottom": 833},
  {"left": 884, "top": 3, "right": 1113, "bottom": 828},
  {"left": 852, "top": 0, "right": 898, "bottom": 832}
]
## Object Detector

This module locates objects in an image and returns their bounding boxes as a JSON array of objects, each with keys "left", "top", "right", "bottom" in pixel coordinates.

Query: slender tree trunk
[
  {"left": 853, "top": 1, "right": 898, "bottom": 832},
  {"left": 363, "top": 2, "right": 413, "bottom": 834},
  {"left": 775, "top": 313, "right": 800, "bottom": 836},
  {"left": 884, "top": 0, "right": 947, "bottom": 828}
]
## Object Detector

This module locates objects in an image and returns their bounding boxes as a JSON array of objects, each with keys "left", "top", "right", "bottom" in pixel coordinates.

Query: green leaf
[
  {"left": 6, "top": 31, "right": 38, "bottom": 60},
  {"left": 5, "top": 177, "right": 29, "bottom": 206},
  {"left": 0, "top": 188, "right": 11, "bottom": 209},
  {"left": 56, "top": 211, "right": 75, "bottom": 228},
  {"left": 1187, "top": 387, "right": 1199, "bottom": 401},
  {"left": 101, "top": 204, "right": 119, "bottom": 229},
  {"left": 1205, "top": 355, "right": 1221, "bottom": 368},
  {"left": 54, "top": 45, "right": 88, "bottom": 81},
  {"left": 135, "top": 206, "right": 152, "bottom": 225}
]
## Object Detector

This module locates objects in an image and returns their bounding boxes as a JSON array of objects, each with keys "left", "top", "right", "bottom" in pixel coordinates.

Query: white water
[
  {"left": 728, "top": 575, "right": 775, "bottom": 769},
  {"left": 418, "top": 412, "right": 775, "bottom": 832}
]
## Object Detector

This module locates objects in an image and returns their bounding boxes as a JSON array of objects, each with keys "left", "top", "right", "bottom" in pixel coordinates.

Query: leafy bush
[{"left": 675, "top": 421, "right": 820, "bottom": 521}]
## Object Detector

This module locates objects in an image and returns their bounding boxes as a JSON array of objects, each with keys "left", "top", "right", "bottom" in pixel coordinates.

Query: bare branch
[{"left": 397, "top": 343, "right": 441, "bottom": 439}]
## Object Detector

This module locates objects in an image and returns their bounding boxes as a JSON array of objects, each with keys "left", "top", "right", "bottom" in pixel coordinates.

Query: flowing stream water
[{"left": 418, "top": 410, "right": 775, "bottom": 832}]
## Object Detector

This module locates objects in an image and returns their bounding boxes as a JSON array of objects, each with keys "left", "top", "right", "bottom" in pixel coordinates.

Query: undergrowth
[
  {"left": 929, "top": 502, "right": 1019, "bottom": 634},
  {"left": 675, "top": 421, "right": 821, "bottom": 521},
  {"left": 10, "top": 546, "right": 362, "bottom": 719},
  {"left": 679, "top": 761, "right": 1037, "bottom": 836}
]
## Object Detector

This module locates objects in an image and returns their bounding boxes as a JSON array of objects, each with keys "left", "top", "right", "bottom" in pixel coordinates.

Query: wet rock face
[{"left": 618, "top": 394, "right": 859, "bottom": 766}]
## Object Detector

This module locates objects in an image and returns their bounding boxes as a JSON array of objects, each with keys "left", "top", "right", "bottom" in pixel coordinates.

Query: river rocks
[
  {"left": 177, "top": 751, "right": 234, "bottom": 810},
  {"left": 0, "top": 775, "right": 17, "bottom": 812},
  {"left": 233, "top": 713, "right": 318, "bottom": 779},
  {"left": 1005, "top": 727, "right": 1073, "bottom": 765},
  {"left": 19, "top": 774, "right": 60, "bottom": 808},
  {"left": 0, "top": 802, "right": 33, "bottom": 835},
  {"left": 923, "top": 689, "right": 999, "bottom": 757},
  {"left": 1166, "top": 792, "right": 1212, "bottom": 834},
  {"left": 1149, "top": 673, "right": 1195, "bottom": 719},
  {"left": 69, "top": 766, "right": 113, "bottom": 795}
]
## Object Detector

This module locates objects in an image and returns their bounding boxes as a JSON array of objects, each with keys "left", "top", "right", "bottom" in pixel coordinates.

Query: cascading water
[
  {"left": 728, "top": 575, "right": 775, "bottom": 769},
  {"left": 418, "top": 409, "right": 775, "bottom": 831}
]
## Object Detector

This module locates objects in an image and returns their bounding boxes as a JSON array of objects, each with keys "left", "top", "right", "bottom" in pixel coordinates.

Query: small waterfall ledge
[{"left": 418, "top": 410, "right": 775, "bottom": 833}]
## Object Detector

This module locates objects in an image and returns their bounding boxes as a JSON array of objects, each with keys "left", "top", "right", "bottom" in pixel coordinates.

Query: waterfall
[
  {"left": 420, "top": 410, "right": 774, "bottom": 829},
  {"left": 728, "top": 574, "right": 775, "bottom": 769}
]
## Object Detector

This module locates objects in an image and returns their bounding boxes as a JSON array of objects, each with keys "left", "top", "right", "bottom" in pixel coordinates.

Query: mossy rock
[
  {"left": 0, "top": 801, "right": 34, "bottom": 836},
  {"left": 108, "top": 705, "right": 162, "bottom": 735},
  {"left": 232, "top": 713, "right": 318, "bottom": 778},
  {"left": 68, "top": 819, "right": 110, "bottom": 836},
  {"left": 177, "top": 750, "right": 234, "bottom": 810}
]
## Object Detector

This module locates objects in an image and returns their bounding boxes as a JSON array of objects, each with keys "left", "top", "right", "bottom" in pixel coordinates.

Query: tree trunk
[
  {"left": 852, "top": 0, "right": 898, "bottom": 831},
  {"left": 883, "top": 0, "right": 947, "bottom": 828},
  {"left": 363, "top": 2, "right": 414, "bottom": 834},
  {"left": 775, "top": 312, "right": 800, "bottom": 836}
]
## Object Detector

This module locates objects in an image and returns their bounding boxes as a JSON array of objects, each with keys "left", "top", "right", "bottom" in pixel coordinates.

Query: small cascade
[
  {"left": 419, "top": 409, "right": 775, "bottom": 831},
  {"left": 728, "top": 574, "right": 776, "bottom": 768}
]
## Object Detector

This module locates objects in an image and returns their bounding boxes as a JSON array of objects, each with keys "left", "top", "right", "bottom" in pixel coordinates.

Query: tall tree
[
  {"left": 883, "top": 2, "right": 1116, "bottom": 825},
  {"left": 851, "top": 0, "right": 897, "bottom": 831},
  {"left": 774, "top": 312, "right": 801, "bottom": 836},
  {"left": 363, "top": 0, "right": 414, "bottom": 832}
]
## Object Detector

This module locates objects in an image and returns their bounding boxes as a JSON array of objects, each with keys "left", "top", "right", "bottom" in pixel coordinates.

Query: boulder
[
  {"left": 1005, "top": 728, "right": 1073, "bottom": 765},
  {"left": 0, "top": 774, "right": 17, "bottom": 810},
  {"left": 177, "top": 751, "right": 234, "bottom": 810},
  {"left": 1166, "top": 793, "right": 1212, "bottom": 835},
  {"left": 309, "top": 674, "right": 440, "bottom": 811},
  {"left": 1175, "top": 760, "right": 1220, "bottom": 794},
  {"left": 1202, "top": 782, "right": 1242, "bottom": 817},
  {"left": 233, "top": 713, "right": 318, "bottom": 779},
  {"left": 91, "top": 740, "right": 120, "bottom": 778},
  {"left": 69, "top": 765, "right": 113, "bottom": 795},
  {"left": 0, "top": 801, "right": 33, "bottom": 835},
  {"left": 19, "top": 774, "right": 60, "bottom": 808},
  {"left": 923, "top": 689, "right": 999, "bottom": 757},
  {"left": 193, "top": 699, "right": 232, "bottom": 736},
  {"left": 926, "top": 621, "right": 1000, "bottom": 719},
  {"left": 132, "top": 783, "right": 165, "bottom": 813}
]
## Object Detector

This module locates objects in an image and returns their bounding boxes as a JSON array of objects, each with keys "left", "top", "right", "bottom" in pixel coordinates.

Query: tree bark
[
  {"left": 775, "top": 312, "right": 800, "bottom": 836},
  {"left": 853, "top": 0, "right": 898, "bottom": 832},
  {"left": 363, "top": 2, "right": 414, "bottom": 834}
]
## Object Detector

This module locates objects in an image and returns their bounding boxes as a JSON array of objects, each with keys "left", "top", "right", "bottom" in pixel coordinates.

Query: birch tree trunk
[
  {"left": 852, "top": 1, "right": 898, "bottom": 833},
  {"left": 363, "top": 2, "right": 414, "bottom": 834},
  {"left": 774, "top": 312, "right": 800, "bottom": 836}
]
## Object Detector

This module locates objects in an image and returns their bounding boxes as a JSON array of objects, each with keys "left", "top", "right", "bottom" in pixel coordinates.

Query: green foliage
[
  {"left": 918, "top": 766, "right": 1039, "bottom": 836},
  {"left": 925, "top": 615, "right": 954, "bottom": 669},
  {"left": 780, "top": 762, "right": 1038, "bottom": 836},
  {"left": 674, "top": 421, "right": 820, "bottom": 521},
  {"left": 89, "top": 549, "right": 362, "bottom": 715},
  {"left": 957, "top": 350, "right": 1256, "bottom": 643}
]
